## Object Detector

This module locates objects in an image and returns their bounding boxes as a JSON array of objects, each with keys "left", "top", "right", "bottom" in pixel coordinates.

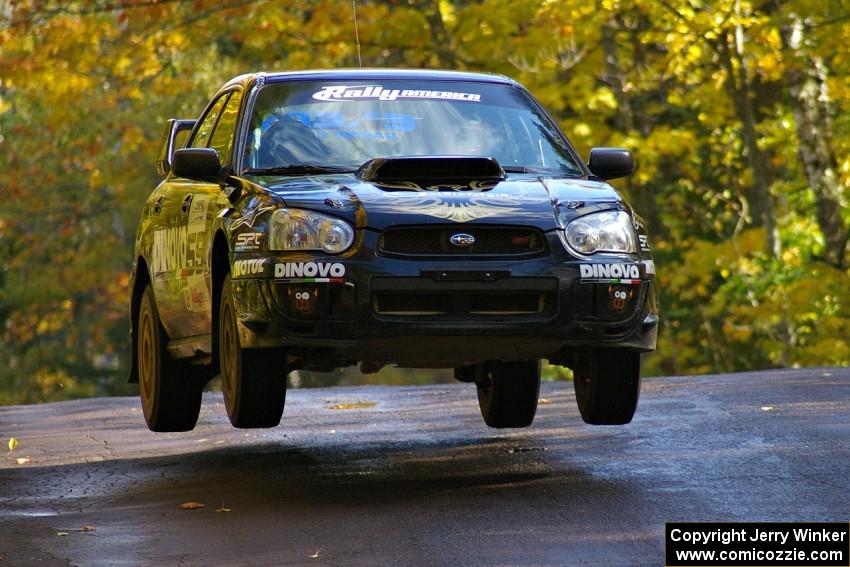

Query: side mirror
[
  {"left": 155, "top": 119, "right": 196, "bottom": 176},
  {"left": 587, "top": 148, "right": 635, "bottom": 180},
  {"left": 172, "top": 148, "right": 222, "bottom": 181}
]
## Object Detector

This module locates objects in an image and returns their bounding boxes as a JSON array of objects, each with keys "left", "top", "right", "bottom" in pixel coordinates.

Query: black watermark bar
[{"left": 666, "top": 522, "right": 849, "bottom": 567}]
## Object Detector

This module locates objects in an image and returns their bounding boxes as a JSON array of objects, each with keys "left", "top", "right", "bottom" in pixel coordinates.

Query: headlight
[
  {"left": 269, "top": 208, "right": 355, "bottom": 254},
  {"left": 564, "top": 210, "right": 637, "bottom": 255}
]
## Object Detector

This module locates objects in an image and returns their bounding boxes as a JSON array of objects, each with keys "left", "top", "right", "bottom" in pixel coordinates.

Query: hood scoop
[{"left": 357, "top": 156, "right": 506, "bottom": 184}]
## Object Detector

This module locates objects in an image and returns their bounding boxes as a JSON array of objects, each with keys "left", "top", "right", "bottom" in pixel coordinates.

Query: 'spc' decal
[{"left": 234, "top": 232, "right": 264, "bottom": 251}]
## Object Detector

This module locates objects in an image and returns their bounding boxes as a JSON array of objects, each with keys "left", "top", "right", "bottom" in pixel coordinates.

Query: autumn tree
[{"left": 0, "top": 0, "right": 848, "bottom": 403}]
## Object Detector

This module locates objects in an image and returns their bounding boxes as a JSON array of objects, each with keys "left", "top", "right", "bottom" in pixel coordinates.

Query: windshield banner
[{"left": 312, "top": 85, "right": 481, "bottom": 103}]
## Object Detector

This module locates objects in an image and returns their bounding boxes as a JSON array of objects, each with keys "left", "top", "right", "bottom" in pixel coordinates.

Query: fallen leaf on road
[
  {"left": 539, "top": 398, "right": 552, "bottom": 405},
  {"left": 7, "top": 438, "right": 18, "bottom": 452},
  {"left": 16, "top": 457, "right": 30, "bottom": 465},
  {"left": 309, "top": 550, "right": 321, "bottom": 558},
  {"left": 328, "top": 402, "right": 376, "bottom": 410},
  {"left": 216, "top": 506, "right": 231, "bottom": 513},
  {"left": 180, "top": 502, "right": 206, "bottom": 510},
  {"left": 54, "top": 525, "right": 97, "bottom": 533}
]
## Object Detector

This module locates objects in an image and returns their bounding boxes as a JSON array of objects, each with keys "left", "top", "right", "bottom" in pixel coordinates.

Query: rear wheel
[
  {"left": 137, "top": 284, "right": 204, "bottom": 432},
  {"left": 476, "top": 360, "right": 541, "bottom": 428},
  {"left": 573, "top": 349, "right": 641, "bottom": 425},
  {"left": 219, "top": 274, "right": 287, "bottom": 428}
]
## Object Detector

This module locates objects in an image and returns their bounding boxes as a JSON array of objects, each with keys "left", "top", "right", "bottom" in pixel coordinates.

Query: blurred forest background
[{"left": 1, "top": 0, "right": 849, "bottom": 404}]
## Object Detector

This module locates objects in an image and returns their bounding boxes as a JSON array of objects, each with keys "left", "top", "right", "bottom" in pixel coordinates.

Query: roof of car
[{"left": 222, "top": 69, "right": 517, "bottom": 90}]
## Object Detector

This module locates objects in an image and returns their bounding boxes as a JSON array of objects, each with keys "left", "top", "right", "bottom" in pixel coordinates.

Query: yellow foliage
[{"left": 1, "top": 0, "right": 850, "bottom": 398}]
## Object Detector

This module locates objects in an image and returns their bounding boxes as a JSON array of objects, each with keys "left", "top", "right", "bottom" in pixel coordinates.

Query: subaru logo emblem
[{"left": 449, "top": 233, "right": 475, "bottom": 247}]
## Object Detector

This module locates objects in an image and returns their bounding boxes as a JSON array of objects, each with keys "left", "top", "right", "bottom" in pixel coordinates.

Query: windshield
[{"left": 243, "top": 79, "right": 581, "bottom": 175}]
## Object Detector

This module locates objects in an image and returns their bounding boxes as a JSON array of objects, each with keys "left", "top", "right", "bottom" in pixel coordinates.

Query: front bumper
[{"left": 230, "top": 231, "right": 658, "bottom": 368}]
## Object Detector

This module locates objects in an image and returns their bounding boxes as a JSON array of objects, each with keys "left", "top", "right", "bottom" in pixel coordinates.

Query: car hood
[{"left": 249, "top": 173, "right": 624, "bottom": 231}]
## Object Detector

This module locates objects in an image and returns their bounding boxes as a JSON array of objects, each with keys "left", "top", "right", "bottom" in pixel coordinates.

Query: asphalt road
[{"left": 1, "top": 367, "right": 848, "bottom": 566}]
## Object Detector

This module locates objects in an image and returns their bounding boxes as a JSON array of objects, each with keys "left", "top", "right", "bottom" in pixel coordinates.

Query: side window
[
  {"left": 190, "top": 94, "right": 229, "bottom": 149},
  {"left": 207, "top": 89, "right": 243, "bottom": 166}
]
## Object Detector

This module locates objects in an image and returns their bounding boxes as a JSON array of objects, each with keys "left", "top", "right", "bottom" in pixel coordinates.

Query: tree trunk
[
  {"left": 599, "top": 14, "right": 661, "bottom": 235},
  {"left": 600, "top": 17, "right": 634, "bottom": 132},
  {"left": 412, "top": 0, "right": 457, "bottom": 68},
  {"left": 781, "top": 22, "right": 848, "bottom": 268},
  {"left": 717, "top": 32, "right": 780, "bottom": 256}
]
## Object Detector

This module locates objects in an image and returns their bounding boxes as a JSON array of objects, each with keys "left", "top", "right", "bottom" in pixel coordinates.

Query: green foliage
[{"left": 0, "top": 0, "right": 848, "bottom": 403}]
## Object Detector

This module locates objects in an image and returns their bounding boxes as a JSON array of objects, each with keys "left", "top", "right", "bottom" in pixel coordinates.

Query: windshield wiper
[
  {"left": 243, "top": 164, "right": 356, "bottom": 176},
  {"left": 503, "top": 165, "right": 581, "bottom": 176}
]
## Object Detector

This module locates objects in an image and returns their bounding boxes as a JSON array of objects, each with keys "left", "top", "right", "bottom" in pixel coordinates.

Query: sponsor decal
[
  {"left": 639, "top": 234, "right": 651, "bottom": 251},
  {"left": 231, "top": 204, "right": 275, "bottom": 231},
  {"left": 187, "top": 196, "right": 209, "bottom": 235},
  {"left": 233, "top": 258, "right": 267, "bottom": 278},
  {"left": 609, "top": 286, "right": 634, "bottom": 313},
  {"left": 185, "top": 273, "right": 211, "bottom": 312},
  {"left": 367, "top": 188, "right": 538, "bottom": 223},
  {"left": 153, "top": 226, "right": 188, "bottom": 274},
  {"left": 642, "top": 259, "right": 656, "bottom": 275},
  {"left": 275, "top": 262, "right": 346, "bottom": 283},
  {"left": 234, "top": 232, "right": 264, "bottom": 251},
  {"left": 312, "top": 85, "right": 481, "bottom": 103},
  {"left": 579, "top": 263, "right": 641, "bottom": 285},
  {"left": 186, "top": 197, "right": 210, "bottom": 268},
  {"left": 288, "top": 287, "right": 318, "bottom": 315},
  {"left": 374, "top": 179, "right": 498, "bottom": 192},
  {"left": 153, "top": 197, "right": 209, "bottom": 281}
]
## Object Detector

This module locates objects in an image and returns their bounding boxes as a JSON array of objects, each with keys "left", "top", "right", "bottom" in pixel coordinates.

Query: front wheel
[
  {"left": 573, "top": 349, "right": 641, "bottom": 425},
  {"left": 137, "top": 284, "right": 205, "bottom": 432},
  {"left": 219, "top": 274, "right": 287, "bottom": 428},
  {"left": 476, "top": 360, "right": 541, "bottom": 428}
]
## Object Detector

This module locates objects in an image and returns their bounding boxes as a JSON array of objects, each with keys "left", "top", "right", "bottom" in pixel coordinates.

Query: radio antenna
[{"left": 352, "top": 0, "right": 363, "bottom": 67}]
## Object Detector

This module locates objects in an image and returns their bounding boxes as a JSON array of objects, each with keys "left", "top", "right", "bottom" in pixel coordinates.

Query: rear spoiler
[
  {"left": 155, "top": 119, "right": 196, "bottom": 176},
  {"left": 357, "top": 156, "right": 505, "bottom": 183}
]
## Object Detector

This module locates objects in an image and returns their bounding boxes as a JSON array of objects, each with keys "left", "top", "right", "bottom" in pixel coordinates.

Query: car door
[
  {"left": 150, "top": 93, "right": 229, "bottom": 340},
  {"left": 181, "top": 87, "right": 245, "bottom": 337}
]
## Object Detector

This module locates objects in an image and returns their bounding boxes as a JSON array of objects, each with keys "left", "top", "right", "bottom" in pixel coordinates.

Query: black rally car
[{"left": 130, "top": 69, "right": 658, "bottom": 432}]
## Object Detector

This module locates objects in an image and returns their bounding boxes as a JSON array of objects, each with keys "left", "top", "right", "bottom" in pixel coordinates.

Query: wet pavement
[{"left": 1, "top": 367, "right": 848, "bottom": 566}]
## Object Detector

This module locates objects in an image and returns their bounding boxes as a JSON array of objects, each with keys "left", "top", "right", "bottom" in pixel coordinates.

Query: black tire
[
  {"left": 137, "top": 284, "right": 204, "bottom": 432},
  {"left": 219, "top": 274, "right": 286, "bottom": 428},
  {"left": 476, "top": 360, "right": 541, "bottom": 428},
  {"left": 573, "top": 349, "right": 641, "bottom": 425}
]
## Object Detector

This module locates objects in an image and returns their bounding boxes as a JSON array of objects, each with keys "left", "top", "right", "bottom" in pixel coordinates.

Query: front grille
[
  {"left": 373, "top": 290, "right": 551, "bottom": 317},
  {"left": 379, "top": 226, "right": 546, "bottom": 258},
  {"left": 371, "top": 277, "right": 558, "bottom": 319}
]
